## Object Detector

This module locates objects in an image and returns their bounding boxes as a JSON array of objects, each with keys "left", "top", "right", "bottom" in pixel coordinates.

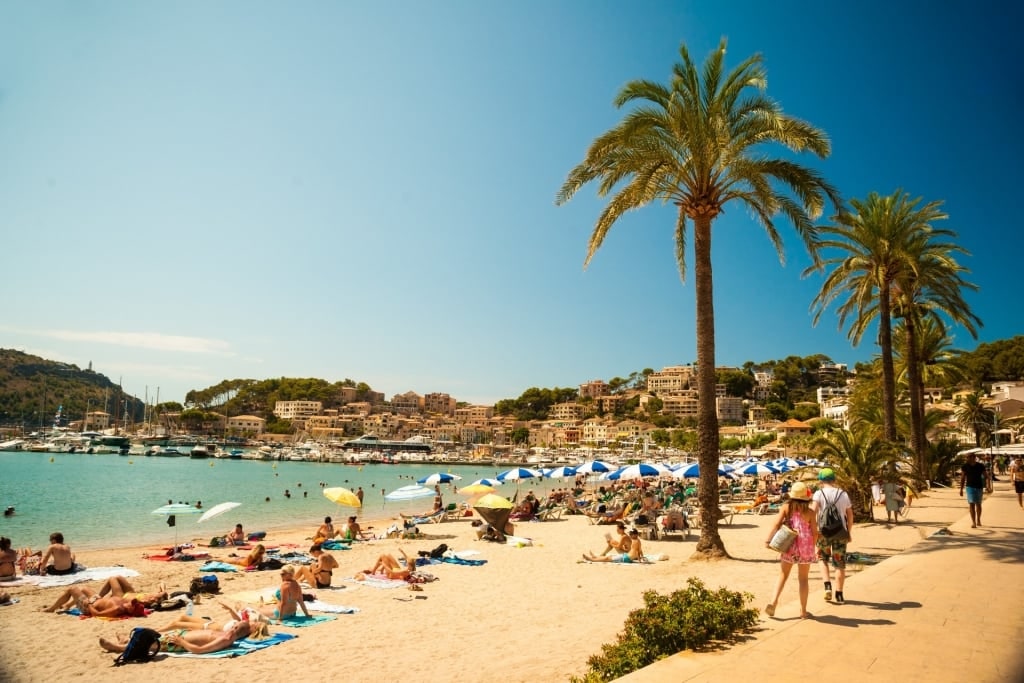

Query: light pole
[{"left": 83, "top": 399, "right": 93, "bottom": 433}]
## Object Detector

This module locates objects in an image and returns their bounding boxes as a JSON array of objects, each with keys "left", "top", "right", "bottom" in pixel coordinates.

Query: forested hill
[{"left": 0, "top": 349, "right": 143, "bottom": 430}]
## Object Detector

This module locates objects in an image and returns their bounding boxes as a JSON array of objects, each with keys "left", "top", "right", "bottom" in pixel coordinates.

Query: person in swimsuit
[
  {"left": 225, "top": 543, "right": 266, "bottom": 567},
  {"left": 315, "top": 516, "right": 339, "bottom": 542},
  {"left": 99, "top": 620, "right": 253, "bottom": 655},
  {"left": 0, "top": 537, "right": 18, "bottom": 581},
  {"left": 260, "top": 565, "right": 310, "bottom": 621},
  {"left": 356, "top": 548, "right": 415, "bottom": 580},
  {"left": 39, "top": 532, "right": 75, "bottom": 575},
  {"left": 293, "top": 543, "right": 339, "bottom": 588},
  {"left": 226, "top": 524, "right": 246, "bottom": 545},
  {"left": 41, "top": 585, "right": 145, "bottom": 617},
  {"left": 157, "top": 600, "right": 269, "bottom": 636},
  {"left": 583, "top": 528, "right": 644, "bottom": 563},
  {"left": 95, "top": 575, "right": 168, "bottom": 606}
]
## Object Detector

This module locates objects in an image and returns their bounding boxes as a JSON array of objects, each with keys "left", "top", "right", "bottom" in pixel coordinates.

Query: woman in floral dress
[{"left": 764, "top": 481, "right": 819, "bottom": 619}]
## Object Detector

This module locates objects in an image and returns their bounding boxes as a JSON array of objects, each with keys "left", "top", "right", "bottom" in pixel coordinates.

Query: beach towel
[
  {"left": 59, "top": 607, "right": 152, "bottom": 620},
  {"left": 305, "top": 599, "right": 359, "bottom": 614},
  {"left": 440, "top": 556, "right": 487, "bottom": 567},
  {"left": 343, "top": 575, "right": 407, "bottom": 589},
  {"left": 320, "top": 540, "right": 352, "bottom": 551},
  {"left": 505, "top": 535, "right": 533, "bottom": 547},
  {"left": 0, "top": 598, "right": 19, "bottom": 606},
  {"left": 164, "top": 632, "right": 296, "bottom": 658},
  {"left": 198, "top": 561, "right": 241, "bottom": 573},
  {"left": 277, "top": 614, "right": 337, "bottom": 627},
  {"left": 7, "top": 566, "right": 140, "bottom": 588}
]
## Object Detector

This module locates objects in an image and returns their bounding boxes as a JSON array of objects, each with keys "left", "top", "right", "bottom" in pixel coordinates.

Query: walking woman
[{"left": 764, "top": 481, "right": 819, "bottom": 619}]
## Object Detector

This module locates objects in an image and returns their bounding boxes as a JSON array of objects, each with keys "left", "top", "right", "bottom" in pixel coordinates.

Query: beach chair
[
  {"left": 537, "top": 503, "right": 565, "bottom": 521},
  {"left": 444, "top": 503, "right": 467, "bottom": 522},
  {"left": 400, "top": 509, "right": 446, "bottom": 525}
]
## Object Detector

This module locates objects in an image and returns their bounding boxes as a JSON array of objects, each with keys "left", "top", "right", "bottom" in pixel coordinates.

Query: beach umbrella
[
  {"left": 732, "top": 463, "right": 780, "bottom": 477},
  {"left": 151, "top": 503, "right": 201, "bottom": 548},
  {"left": 470, "top": 478, "right": 503, "bottom": 487},
  {"left": 606, "top": 463, "right": 664, "bottom": 481},
  {"left": 417, "top": 472, "right": 463, "bottom": 486},
  {"left": 459, "top": 483, "right": 496, "bottom": 496},
  {"left": 544, "top": 466, "right": 577, "bottom": 479},
  {"left": 197, "top": 501, "right": 242, "bottom": 524},
  {"left": 472, "top": 493, "right": 514, "bottom": 510},
  {"left": 323, "top": 487, "right": 362, "bottom": 508},
  {"left": 497, "top": 467, "right": 543, "bottom": 482},
  {"left": 671, "top": 462, "right": 732, "bottom": 479},
  {"left": 575, "top": 460, "right": 613, "bottom": 475},
  {"left": 384, "top": 485, "right": 436, "bottom": 502}
]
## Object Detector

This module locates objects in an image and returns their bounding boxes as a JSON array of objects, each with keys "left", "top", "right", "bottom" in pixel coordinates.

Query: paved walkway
[{"left": 620, "top": 482, "right": 1024, "bottom": 682}]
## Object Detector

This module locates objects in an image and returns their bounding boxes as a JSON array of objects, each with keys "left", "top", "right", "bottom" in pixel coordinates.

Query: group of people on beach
[{"left": 0, "top": 531, "right": 79, "bottom": 581}]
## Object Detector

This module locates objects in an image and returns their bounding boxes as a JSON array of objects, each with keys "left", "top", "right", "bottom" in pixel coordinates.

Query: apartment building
[
  {"left": 226, "top": 414, "right": 265, "bottom": 435},
  {"left": 455, "top": 405, "right": 495, "bottom": 423},
  {"left": 423, "top": 392, "right": 456, "bottom": 416},
  {"left": 549, "top": 402, "right": 584, "bottom": 422},
  {"left": 647, "top": 365, "right": 695, "bottom": 393},
  {"left": 389, "top": 392, "right": 422, "bottom": 416},
  {"left": 579, "top": 380, "right": 608, "bottom": 399},
  {"left": 273, "top": 401, "right": 322, "bottom": 420}
]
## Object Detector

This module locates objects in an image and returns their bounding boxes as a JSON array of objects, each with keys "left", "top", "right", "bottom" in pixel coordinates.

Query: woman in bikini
[
  {"left": 293, "top": 543, "right": 339, "bottom": 588},
  {"left": 356, "top": 548, "right": 415, "bottom": 581},
  {"left": 260, "top": 565, "right": 310, "bottom": 621},
  {"left": 225, "top": 543, "right": 266, "bottom": 567},
  {"left": 0, "top": 537, "right": 18, "bottom": 581},
  {"left": 157, "top": 599, "right": 269, "bottom": 636}
]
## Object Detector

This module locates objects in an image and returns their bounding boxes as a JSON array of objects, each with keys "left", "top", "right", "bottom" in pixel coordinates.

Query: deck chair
[
  {"left": 400, "top": 509, "right": 446, "bottom": 525},
  {"left": 537, "top": 503, "right": 565, "bottom": 521},
  {"left": 444, "top": 503, "right": 466, "bottom": 521}
]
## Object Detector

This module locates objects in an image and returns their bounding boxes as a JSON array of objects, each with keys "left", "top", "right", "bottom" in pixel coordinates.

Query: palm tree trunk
[
  {"left": 904, "top": 314, "right": 926, "bottom": 476},
  {"left": 692, "top": 213, "right": 727, "bottom": 559},
  {"left": 878, "top": 284, "right": 898, "bottom": 443}
]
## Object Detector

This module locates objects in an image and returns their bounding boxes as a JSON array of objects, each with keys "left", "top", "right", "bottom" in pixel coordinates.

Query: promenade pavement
[{"left": 621, "top": 481, "right": 1024, "bottom": 683}]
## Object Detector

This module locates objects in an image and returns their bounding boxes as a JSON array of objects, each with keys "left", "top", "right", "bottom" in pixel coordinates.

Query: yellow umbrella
[
  {"left": 459, "top": 484, "right": 496, "bottom": 496},
  {"left": 472, "top": 493, "right": 513, "bottom": 510},
  {"left": 323, "top": 487, "right": 362, "bottom": 508}
]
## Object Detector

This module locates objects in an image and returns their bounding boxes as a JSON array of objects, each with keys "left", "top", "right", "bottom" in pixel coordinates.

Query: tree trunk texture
[
  {"left": 692, "top": 214, "right": 728, "bottom": 560},
  {"left": 877, "top": 284, "right": 898, "bottom": 444}
]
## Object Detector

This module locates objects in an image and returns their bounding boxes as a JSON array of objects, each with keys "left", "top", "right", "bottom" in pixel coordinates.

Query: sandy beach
[{"left": 0, "top": 487, "right": 969, "bottom": 683}]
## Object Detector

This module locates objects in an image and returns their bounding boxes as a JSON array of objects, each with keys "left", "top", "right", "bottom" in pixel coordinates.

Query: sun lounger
[{"left": 400, "top": 509, "right": 446, "bottom": 525}]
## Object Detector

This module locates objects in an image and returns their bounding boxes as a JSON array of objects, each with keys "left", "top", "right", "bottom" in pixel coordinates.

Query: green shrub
[{"left": 571, "top": 577, "right": 759, "bottom": 682}]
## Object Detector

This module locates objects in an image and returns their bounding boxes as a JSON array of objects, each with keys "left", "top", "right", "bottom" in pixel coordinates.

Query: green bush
[{"left": 571, "top": 577, "right": 759, "bottom": 682}]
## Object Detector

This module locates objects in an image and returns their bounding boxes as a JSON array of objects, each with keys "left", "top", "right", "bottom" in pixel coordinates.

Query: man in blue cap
[{"left": 811, "top": 468, "right": 853, "bottom": 604}]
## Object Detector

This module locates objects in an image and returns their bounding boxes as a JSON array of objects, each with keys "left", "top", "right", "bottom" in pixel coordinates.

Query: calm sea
[{"left": 0, "top": 452, "right": 564, "bottom": 551}]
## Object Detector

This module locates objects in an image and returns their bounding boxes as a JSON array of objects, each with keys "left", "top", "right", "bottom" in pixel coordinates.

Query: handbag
[{"left": 768, "top": 524, "right": 797, "bottom": 552}]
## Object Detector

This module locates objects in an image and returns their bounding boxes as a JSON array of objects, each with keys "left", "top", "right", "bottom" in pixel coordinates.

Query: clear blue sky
[{"left": 1, "top": 1, "right": 1020, "bottom": 407}]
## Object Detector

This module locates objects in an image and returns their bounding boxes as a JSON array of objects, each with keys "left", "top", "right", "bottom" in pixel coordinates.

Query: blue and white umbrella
[
  {"left": 470, "top": 478, "right": 503, "bottom": 487},
  {"left": 671, "top": 462, "right": 733, "bottom": 479},
  {"left": 543, "top": 466, "right": 578, "bottom": 479},
  {"left": 417, "top": 472, "right": 463, "bottom": 486},
  {"left": 575, "top": 460, "right": 613, "bottom": 475},
  {"left": 151, "top": 503, "right": 202, "bottom": 548},
  {"left": 732, "top": 462, "right": 780, "bottom": 476},
  {"left": 384, "top": 485, "right": 436, "bottom": 502},
  {"left": 606, "top": 463, "right": 664, "bottom": 480},
  {"left": 497, "top": 467, "right": 543, "bottom": 482}
]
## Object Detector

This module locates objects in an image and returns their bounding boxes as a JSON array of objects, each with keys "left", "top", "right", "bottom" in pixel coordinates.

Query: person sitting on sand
[
  {"left": 39, "top": 532, "right": 76, "bottom": 575},
  {"left": 356, "top": 548, "right": 415, "bottom": 581},
  {"left": 225, "top": 543, "right": 265, "bottom": 568},
  {"left": 342, "top": 515, "right": 371, "bottom": 541},
  {"left": 293, "top": 543, "right": 339, "bottom": 588},
  {"left": 476, "top": 519, "right": 515, "bottom": 543},
  {"left": 0, "top": 537, "right": 18, "bottom": 581},
  {"left": 599, "top": 521, "right": 632, "bottom": 556},
  {"left": 157, "top": 599, "right": 270, "bottom": 637},
  {"left": 260, "top": 564, "right": 310, "bottom": 621},
  {"left": 584, "top": 528, "right": 644, "bottom": 563},
  {"left": 226, "top": 523, "right": 246, "bottom": 545},
  {"left": 315, "top": 516, "right": 339, "bottom": 542},
  {"left": 100, "top": 619, "right": 252, "bottom": 655}
]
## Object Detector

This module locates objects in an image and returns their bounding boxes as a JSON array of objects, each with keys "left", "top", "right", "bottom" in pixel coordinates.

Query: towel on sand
[
  {"left": 305, "top": 599, "right": 358, "bottom": 614},
  {"left": 198, "top": 561, "right": 241, "bottom": 572},
  {"left": 343, "top": 575, "right": 407, "bottom": 589},
  {"left": 441, "top": 557, "right": 487, "bottom": 567},
  {"left": 277, "top": 614, "right": 337, "bottom": 627},
  {"left": 6, "top": 566, "right": 139, "bottom": 588},
  {"left": 165, "top": 632, "right": 296, "bottom": 658}
]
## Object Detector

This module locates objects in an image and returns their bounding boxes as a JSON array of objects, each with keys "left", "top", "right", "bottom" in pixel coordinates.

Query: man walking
[
  {"left": 960, "top": 452, "right": 987, "bottom": 527},
  {"left": 812, "top": 468, "right": 854, "bottom": 605}
]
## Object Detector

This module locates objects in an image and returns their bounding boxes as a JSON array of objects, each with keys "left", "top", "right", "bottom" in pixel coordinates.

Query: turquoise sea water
[{"left": 0, "top": 452, "right": 564, "bottom": 551}]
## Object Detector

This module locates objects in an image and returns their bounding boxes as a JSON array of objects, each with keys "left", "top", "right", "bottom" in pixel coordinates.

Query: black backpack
[
  {"left": 113, "top": 627, "right": 161, "bottom": 666},
  {"left": 189, "top": 574, "right": 220, "bottom": 596},
  {"left": 817, "top": 490, "right": 846, "bottom": 539}
]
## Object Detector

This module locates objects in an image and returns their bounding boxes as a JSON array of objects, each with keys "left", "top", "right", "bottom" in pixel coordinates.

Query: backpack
[
  {"left": 189, "top": 575, "right": 220, "bottom": 596},
  {"left": 817, "top": 490, "right": 846, "bottom": 539},
  {"left": 113, "top": 627, "right": 161, "bottom": 666}
]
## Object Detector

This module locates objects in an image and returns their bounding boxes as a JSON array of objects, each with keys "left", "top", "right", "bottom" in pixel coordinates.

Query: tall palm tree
[
  {"left": 556, "top": 39, "right": 840, "bottom": 559},
  {"left": 807, "top": 190, "right": 946, "bottom": 445},
  {"left": 811, "top": 427, "right": 898, "bottom": 522},
  {"left": 955, "top": 391, "right": 995, "bottom": 447}
]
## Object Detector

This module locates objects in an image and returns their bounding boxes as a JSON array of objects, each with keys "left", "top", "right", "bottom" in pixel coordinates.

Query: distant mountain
[{"left": 0, "top": 349, "right": 143, "bottom": 431}]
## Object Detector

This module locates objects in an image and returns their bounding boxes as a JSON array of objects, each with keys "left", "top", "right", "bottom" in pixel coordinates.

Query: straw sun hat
[{"left": 788, "top": 481, "right": 813, "bottom": 501}]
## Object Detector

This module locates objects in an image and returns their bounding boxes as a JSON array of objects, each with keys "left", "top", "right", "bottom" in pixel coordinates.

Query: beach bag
[
  {"left": 189, "top": 575, "right": 220, "bottom": 596},
  {"left": 768, "top": 524, "right": 797, "bottom": 553},
  {"left": 258, "top": 558, "right": 284, "bottom": 571},
  {"left": 817, "top": 491, "right": 846, "bottom": 540},
  {"left": 113, "top": 627, "right": 161, "bottom": 666},
  {"left": 428, "top": 543, "right": 448, "bottom": 559}
]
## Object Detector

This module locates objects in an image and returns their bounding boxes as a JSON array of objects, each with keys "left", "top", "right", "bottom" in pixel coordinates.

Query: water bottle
[{"left": 185, "top": 598, "right": 194, "bottom": 617}]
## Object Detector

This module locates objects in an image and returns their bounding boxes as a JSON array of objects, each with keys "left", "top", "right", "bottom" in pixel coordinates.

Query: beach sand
[{"left": 0, "top": 487, "right": 966, "bottom": 682}]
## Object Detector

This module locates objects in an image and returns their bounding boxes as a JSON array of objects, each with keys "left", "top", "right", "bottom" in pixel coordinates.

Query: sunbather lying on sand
[
  {"left": 157, "top": 600, "right": 270, "bottom": 637},
  {"left": 356, "top": 548, "right": 414, "bottom": 581},
  {"left": 100, "top": 620, "right": 252, "bottom": 655}
]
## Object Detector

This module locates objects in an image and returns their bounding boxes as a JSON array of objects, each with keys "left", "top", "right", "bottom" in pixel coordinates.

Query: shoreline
[{"left": 0, "top": 485, "right": 973, "bottom": 682}]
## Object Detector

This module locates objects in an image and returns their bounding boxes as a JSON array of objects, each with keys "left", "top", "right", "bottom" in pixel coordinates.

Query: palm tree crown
[{"left": 557, "top": 39, "right": 840, "bottom": 558}]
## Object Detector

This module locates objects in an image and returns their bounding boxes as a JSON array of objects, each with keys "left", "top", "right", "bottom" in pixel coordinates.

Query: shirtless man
[
  {"left": 293, "top": 543, "right": 339, "bottom": 588},
  {"left": 39, "top": 532, "right": 75, "bottom": 575},
  {"left": 584, "top": 528, "right": 645, "bottom": 563},
  {"left": 100, "top": 619, "right": 252, "bottom": 655},
  {"left": 357, "top": 548, "right": 415, "bottom": 580},
  {"left": 600, "top": 522, "right": 632, "bottom": 556},
  {"left": 1010, "top": 454, "right": 1024, "bottom": 508}
]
